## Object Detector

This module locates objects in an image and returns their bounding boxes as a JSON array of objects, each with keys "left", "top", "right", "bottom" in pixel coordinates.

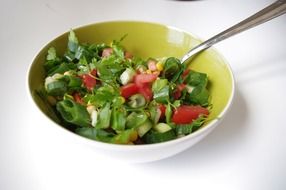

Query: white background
[{"left": 1, "top": 0, "right": 286, "bottom": 190}]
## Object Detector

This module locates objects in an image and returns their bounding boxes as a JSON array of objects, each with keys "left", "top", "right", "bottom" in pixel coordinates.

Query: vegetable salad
[{"left": 42, "top": 30, "right": 210, "bottom": 144}]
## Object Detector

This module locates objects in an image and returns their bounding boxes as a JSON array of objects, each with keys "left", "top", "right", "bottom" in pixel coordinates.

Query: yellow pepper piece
[
  {"left": 156, "top": 62, "right": 164, "bottom": 71},
  {"left": 146, "top": 69, "right": 152, "bottom": 74}
]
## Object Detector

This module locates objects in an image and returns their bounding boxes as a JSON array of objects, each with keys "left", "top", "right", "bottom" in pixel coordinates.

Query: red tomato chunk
[
  {"left": 82, "top": 72, "right": 97, "bottom": 91},
  {"left": 172, "top": 105, "right": 209, "bottom": 124},
  {"left": 120, "top": 83, "right": 139, "bottom": 98}
]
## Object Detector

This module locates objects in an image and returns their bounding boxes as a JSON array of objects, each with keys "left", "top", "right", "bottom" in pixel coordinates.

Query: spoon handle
[{"left": 181, "top": 0, "right": 286, "bottom": 64}]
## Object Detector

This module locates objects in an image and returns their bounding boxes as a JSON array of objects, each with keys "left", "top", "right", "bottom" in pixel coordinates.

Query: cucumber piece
[
  {"left": 153, "top": 123, "right": 172, "bottom": 133},
  {"left": 137, "top": 120, "right": 152, "bottom": 137}
]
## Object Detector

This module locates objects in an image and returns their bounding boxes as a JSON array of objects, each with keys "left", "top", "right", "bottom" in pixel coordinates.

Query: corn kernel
[
  {"left": 120, "top": 96, "right": 126, "bottom": 104},
  {"left": 156, "top": 62, "right": 164, "bottom": 71},
  {"left": 146, "top": 69, "right": 152, "bottom": 74},
  {"left": 130, "top": 131, "right": 138, "bottom": 142}
]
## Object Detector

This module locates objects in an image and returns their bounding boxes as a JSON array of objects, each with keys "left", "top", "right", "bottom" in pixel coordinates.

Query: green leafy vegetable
[
  {"left": 74, "top": 44, "right": 102, "bottom": 62},
  {"left": 163, "top": 57, "right": 180, "bottom": 79},
  {"left": 187, "top": 86, "right": 209, "bottom": 106},
  {"left": 68, "top": 30, "right": 79, "bottom": 53},
  {"left": 111, "top": 41, "right": 125, "bottom": 60},
  {"left": 97, "top": 55, "right": 124, "bottom": 80},
  {"left": 46, "top": 47, "right": 57, "bottom": 61},
  {"left": 171, "top": 62, "right": 186, "bottom": 83},
  {"left": 183, "top": 70, "right": 209, "bottom": 106},
  {"left": 184, "top": 70, "right": 208, "bottom": 87},
  {"left": 85, "top": 85, "right": 118, "bottom": 107},
  {"left": 44, "top": 47, "right": 62, "bottom": 73}
]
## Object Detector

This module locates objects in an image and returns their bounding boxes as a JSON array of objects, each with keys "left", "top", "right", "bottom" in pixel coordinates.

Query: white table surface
[{"left": 1, "top": 0, "right": 286, "bottom": 189}]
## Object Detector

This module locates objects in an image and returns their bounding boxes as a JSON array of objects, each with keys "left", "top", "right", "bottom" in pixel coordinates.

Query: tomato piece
[
  {"left": 120, "top": 83, "right": 139, "bottom": 98},
  {"left": 73, "top": 93, "right": 84, "bottom": 104},
  {"left": 147, "top": 59, "right": 157, "bottom": 71},
  {"left": 138, "top": 83, "right": 153, "bottom": 101},
  {"left": 82, "top": 74, "right": 96, "bottom": 91},
  {"left": 158, "top": 104, "right": 166, "bottom": 119},
  {"left": 173, "top": 90, "right": 181, "bottom": 100},
  {"left": 134, "top": 73, "right": 158, "bottom": 87},
  {"left": 132, "top": 73, "right": 157, "bottom": 100},
  {"left": 102, "top": 48, "right": 113, "bottom": 57},
  {"left": 90, "top": 69, "right": 97, "bottom": 76},
  {"left": 177, "top": 83, "right": 186, "bottom": 91},
  {"left": 172, "top": 105, "right": 209, "bottom": 124}
]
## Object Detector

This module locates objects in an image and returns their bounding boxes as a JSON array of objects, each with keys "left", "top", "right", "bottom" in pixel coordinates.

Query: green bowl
[{"left": 27, "top": 21, "right": 235, "bottom": 162}]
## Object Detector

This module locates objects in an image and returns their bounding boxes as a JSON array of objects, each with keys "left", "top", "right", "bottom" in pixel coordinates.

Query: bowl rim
[{"left": 26, "top": 20, "right": 236, "bottom": 150}]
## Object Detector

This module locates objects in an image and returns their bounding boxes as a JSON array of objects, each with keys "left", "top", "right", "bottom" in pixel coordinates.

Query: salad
[{"left": 41, "top": 30, "right": 210, "bottom": 144}]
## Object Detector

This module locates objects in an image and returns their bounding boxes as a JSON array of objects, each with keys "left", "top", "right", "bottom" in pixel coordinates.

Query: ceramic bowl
[{"left": 27, "top": 21, "right": 235, "bottom": 163}]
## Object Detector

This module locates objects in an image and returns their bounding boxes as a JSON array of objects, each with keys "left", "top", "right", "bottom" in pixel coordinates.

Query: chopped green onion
[
  {"left": 126, "top": 111, "right": 147, "bottom": 129},
  {"left": 137, "top": 119, "right": 152, "bottom": 137},
  {"left": 46, "top": 80, "right": 67, "bottom": 96},
  {"left": 128, "top": 94, "right": 146, "bottom": 108},
  {"left": 56, "top": 99, "right": 90, "bottom": 127},
  {"left": 120, "top": 68, "right": 136, "bottom": 85},
  {"left": 153, "top": 123, "right": 172, "bottom": 133},
  {"left": 152, "top": 79, "right": 170, "bottom": 104}
]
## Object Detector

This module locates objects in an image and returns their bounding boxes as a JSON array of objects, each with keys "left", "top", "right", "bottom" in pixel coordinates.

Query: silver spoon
[{"left": 181, "top": 0, "right": 286, "bottom": 64}]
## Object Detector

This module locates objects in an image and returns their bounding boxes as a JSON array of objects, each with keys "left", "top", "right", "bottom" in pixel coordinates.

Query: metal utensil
[{"left": 181, "top": 0, "right": 286, "bottom": 64}]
